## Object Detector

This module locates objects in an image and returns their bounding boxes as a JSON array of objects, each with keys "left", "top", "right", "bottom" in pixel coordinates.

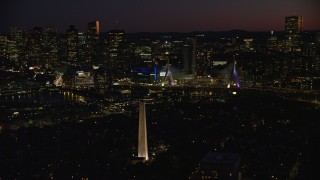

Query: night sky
[{"left": 1, "top": 0, "right": 320, "bottom": 33}]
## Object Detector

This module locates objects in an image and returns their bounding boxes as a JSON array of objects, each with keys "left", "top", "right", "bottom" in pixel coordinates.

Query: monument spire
[{"left": 138, "top": 101, "right": 148, "bottom": 160}]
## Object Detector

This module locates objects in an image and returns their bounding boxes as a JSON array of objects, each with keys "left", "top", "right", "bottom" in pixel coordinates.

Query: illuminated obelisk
[{"left": 138, "top": 101, "right": 148, "bottom": 160}]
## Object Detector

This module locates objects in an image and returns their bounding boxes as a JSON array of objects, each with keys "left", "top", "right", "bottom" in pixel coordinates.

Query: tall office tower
[
  {"left": 285, "top": 16, "right": 303, "bottom": 52},
  {"left": 196, "top": 42, "right": 211, "bottom": 77},
  {"left": 87, "top": 21, "right": 100, "bottom": 65},
  {"left": 7, "top": 39, "right": 17, "bottom": 64},
  {"left": 0, "top": 35, "right": 8, "bottom": 59},
  {"left": 87, "top": 21, "right": 100, "bottom": 42},
  {"left": 183, "top": 38, "right": 196, "bottom": 75},
  {"left": 10, "top": 27, "right": 26, "bottom": 65},
  {"left": 138, "top": 101, "right": 148, "bottom": 161},
  {"left": 27, "top": 26, "right": 43, "bottom": 66},
  {"left": 267, "top": 31, "right": 279, "bottom": 52},
  {"left": 42, "top": 27, "right": 58, "bottom": 68},
  {"left": 285, "top": 16, "right": 303, "bottom": 34},
  {"left": 77, "top": 32, "right": 89, "bottom": 65},
  {"left": 67, "top": 25, "right": 78, "bottom": 65},
  {"left": 94, "top": 41, "right": 108, "bottom": 67},
  {"left": 58, "top": 37, "right": 68, "bottom": 64},
  {"left": 108, "top": 30, "right": 125, "bottom": 77}
]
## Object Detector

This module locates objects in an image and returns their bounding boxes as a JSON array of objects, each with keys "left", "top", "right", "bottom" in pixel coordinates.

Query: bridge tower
[
  {"left": 228, "top": 56, "right": 240, "bottom": 88},
  {"left": 162, "top": 63, "right": 174, "bottom": 86}
]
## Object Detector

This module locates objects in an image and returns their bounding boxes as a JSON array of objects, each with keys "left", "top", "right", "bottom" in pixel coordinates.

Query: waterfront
[{"left": 0, "top": 89, "right": 100, "bottom": 130}]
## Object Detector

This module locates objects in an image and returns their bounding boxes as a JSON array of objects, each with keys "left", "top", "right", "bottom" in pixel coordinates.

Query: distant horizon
[
  {"left": 2, "top": 0, "right": 320, "bottom": 35},
  {"left": 1, "top": 26, "right": 319, "bottom": 35}
]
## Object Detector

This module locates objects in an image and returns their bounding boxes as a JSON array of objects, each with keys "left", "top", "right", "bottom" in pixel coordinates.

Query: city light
[{"left": 0, "top": 3, "right": 319, "bottom": 179}]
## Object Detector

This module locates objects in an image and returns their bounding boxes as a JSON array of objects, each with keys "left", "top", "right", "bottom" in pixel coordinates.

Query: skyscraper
[
  {"left": 27, "top": 26, "right": 42, "bottom": 66},
  {"left": 183, "top": 38, "right": 196, "bottom": 75},
  {"left": 267, "top": 31, "right": 279, "bottom": 52},
  {"left": 0, "top": 35, "right": 8, "bottom": 59},
  {"left": 42, "top": 27, "right": 58, "bottom": 68},
  {"left": 87, "top": 21, "right": 100, "bottom": 65},
  {"left": 196, "top": 41, "right": 211, "bottom": 77},
  {"left": 138, "top": 101, "right": 148, "bottom": 161},
  {"left": 285, "top": 16, "right": 303, "bottom": 35},
  {"left": 285, "top": 16, "right": 303, "bottom": 52},
  {"left": 108, "top": 30, "right": 125, "bottom": 78},
  {"left": 77, "top": 32, "right": 91, "bottom": 66},
  {"left": 67, "top": 25, "right": 78, "bottom": 64},
  {"left": 10, "top": 27, "right": 25, "bottom": 65},
  {"left": 87, "top": 21, "right": 100, "bottom": 40},
  {"left": 108, "top": 30, "right": 125, "bottom": 59}
]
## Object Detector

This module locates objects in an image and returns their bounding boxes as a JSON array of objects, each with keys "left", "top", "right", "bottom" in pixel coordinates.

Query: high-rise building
[
  {"left": 196, "top": 41, "right": 211, "bottom": 77},
  {"left": 10, "top": 27, "right": 26, "bottom": 65},
  {"left": 0, "top": 35, "right": 8, "bottom": 60},
  {"left": 108, "top": 30, "right": 125, "bottom": 77},
  {"left": 138, "top": 101, "right": 148, "bottom": 161},
  {"left": 77, "top": 32, "right": 90, "bottom": 65},
  {"left": 108, "top": 30, "right": 125, "bottom": 58},
  {"left": 57, "top": 36, "right": 68, "bottom": 64},
  {"left": 87, "top": 21, "right": 100, "bottom": 41},
  {"left": 7, "top": 38, "right": 18, "bottom": 63},
  {"left": 267, "top": 31, "right": 279, "bottom": 52},
  {"left": 27, "top": 26, "right": 42, "bottom": 66},
  {"left": 67, "top": 25, "right": 78, "bottom": 64},
  {"left": 183, "top": 38, "right": 196, "bottom": 75},
  {"left": 285, "top": 16, "right": 303, "bottom": 34},
  {"left": 42, "top": 27, "right": 58, "bottom": 68},
  {"left": 285, "top": 16, "right": 303, "bottom": 52},
  {"left": 87, "top": 21, "right": 100, "bottom": 65}
]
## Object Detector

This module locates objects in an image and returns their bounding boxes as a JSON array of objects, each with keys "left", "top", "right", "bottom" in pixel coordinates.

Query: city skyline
[
  {"left": 1, "top": 1, "right": 320, "bottom": 179},
  {"left": 2, "top": 0, "right": 320, "bottom": 33}
]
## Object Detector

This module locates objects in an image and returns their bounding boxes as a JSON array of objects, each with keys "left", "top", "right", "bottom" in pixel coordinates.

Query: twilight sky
[{"left": 1, "top": 0, "right": 319, "bottom": 33}]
